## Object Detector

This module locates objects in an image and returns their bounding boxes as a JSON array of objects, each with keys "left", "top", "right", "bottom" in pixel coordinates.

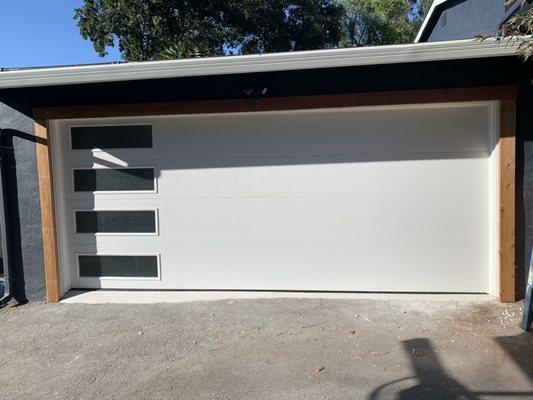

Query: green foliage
[
  {"left": 75, "top": 0, "right": 176, "bottom": 61},
  {"left": 501, "top": 0, "right": 533, "bottom": 60},
  {"left": 477, "top": 1, "right": 533, "bottom": 61},
  {"left": 156, "top": 41, "right": 210, "bottom": 60},
  {"left": 224, "top": 0, "right": 344, "bottom": 54},
  {"left": 74, "top": 0, "right": 432, "bottom": 61},
  {"left": 75, "top": 0, "right": 232, "bottom": 61},
  {"left": 339, "top": 0, "right": 429, "bottom": 47}
]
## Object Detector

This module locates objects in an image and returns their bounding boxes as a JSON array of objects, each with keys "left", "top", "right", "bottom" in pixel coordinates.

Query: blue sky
[{"left": 0, "top": 1, "right": 121, "bottom": 68}]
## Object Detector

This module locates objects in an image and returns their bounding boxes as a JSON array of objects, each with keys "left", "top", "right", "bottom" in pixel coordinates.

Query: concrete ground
[{"left": 0, "top": 293, "right": 532, "bottom": 400}]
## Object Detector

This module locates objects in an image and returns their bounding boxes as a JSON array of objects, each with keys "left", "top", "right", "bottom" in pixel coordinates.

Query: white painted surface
[
  {"left": 61, "top": 290, "right": 496, "bottom": 304},
  {"left": 52, "top": 103, "right": 497, "bottom": 294},
  {"left": 0, "top": 39, "right": 518, "bottom": 89},
  {"left": 414, "top": 0, "right": 450, "bottom": 43}
]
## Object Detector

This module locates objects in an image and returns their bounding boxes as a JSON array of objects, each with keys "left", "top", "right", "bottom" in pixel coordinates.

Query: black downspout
[{"left": 0, "top": 130, "right": 13, "bottom": 306}]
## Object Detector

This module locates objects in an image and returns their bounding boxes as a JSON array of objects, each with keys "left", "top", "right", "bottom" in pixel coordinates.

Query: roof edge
[
  {"left": 415, "top": 0, "right": 449, "bottom": 43},
  {"left": 0, "top": 38, "right": 518, "bottom": 90}
]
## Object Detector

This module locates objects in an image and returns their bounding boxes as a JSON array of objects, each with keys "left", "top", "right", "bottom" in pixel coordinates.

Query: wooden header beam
[
  {"left": 33, "top": 85, "right": 518, "bottom": 302},
  {"left": 34, "top": 86, "right": 518, "bottom": 121}
]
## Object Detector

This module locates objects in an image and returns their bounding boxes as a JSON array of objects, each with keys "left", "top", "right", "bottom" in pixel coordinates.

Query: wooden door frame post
[
  {"left": 499, "top": 99, "right": 516, "bottom": 302},
  {"left": 35, "top": 120, "right": 61, "bottom": 302}
]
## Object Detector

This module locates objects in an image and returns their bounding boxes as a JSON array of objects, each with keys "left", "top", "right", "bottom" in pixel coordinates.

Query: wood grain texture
[
  {"left": 499, "top": 100, "right": 516, "bottom": 302},
  {"left": 35, "top": 120, "right": 61, "bottom": 302},
  {"left": 33, "top": 86, "right": 518, "bottom": 120}
]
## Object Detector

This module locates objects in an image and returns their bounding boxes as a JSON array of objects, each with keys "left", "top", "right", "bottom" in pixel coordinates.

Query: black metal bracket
[{"left": 243, "top": 86, "right": 269, "bottom": 105}]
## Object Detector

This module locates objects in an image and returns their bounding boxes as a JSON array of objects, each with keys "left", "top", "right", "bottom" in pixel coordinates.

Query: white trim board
[
  {"left": 415, "top": 0, "right": 451, "bottom": 43},
  {"left": 0, "top": 39, "right": 519, "bottom": 89}
]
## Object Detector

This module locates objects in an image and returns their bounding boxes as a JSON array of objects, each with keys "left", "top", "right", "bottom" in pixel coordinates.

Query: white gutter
[
  {"left": 0, "top": 38, "right": 517, "bottom": 89},
  {"left": 415, "top": 0, "right": 449, "bottom": 43}
]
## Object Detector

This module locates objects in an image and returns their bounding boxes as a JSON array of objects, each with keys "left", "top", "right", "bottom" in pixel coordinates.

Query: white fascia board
[
  {"left": 0, "top": 38, "right": 517, "bottom": 90},
  {"left": 415, "top": 0, "right": 450, "bottom": 43}
]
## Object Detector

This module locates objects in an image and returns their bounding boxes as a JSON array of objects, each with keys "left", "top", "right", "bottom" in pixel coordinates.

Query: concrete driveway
[{"left": 0, "top": 294, "right": 531, "bottom": 400}]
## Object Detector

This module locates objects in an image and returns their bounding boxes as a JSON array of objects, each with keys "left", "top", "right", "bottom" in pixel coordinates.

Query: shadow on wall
[
  {"left": 0, "top": 129, "right": 45, "bottom": 304},
  {"left": 369, "top": 336, "right": 533, "bottom": 400}
]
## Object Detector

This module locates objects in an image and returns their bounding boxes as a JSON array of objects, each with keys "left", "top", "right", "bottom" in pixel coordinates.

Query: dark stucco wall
[
  {"left": 0, "top": 55, "right": 531, "bottom": 300},
  {"left": 0, "top": 102, "right": 45, "bottom": 302},
  {"left": 519, "top": 83, "right": 533, "bottom": 295},
  {"left": 421, "top": 0, "right": 507, "bottom": 42}
]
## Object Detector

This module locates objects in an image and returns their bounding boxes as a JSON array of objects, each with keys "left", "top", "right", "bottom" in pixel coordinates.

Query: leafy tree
[
  {"left": 75, "top": 0, "right": 174, "bottom": 61},
  {"left": 75, "top": 0, "right": 233, "bottom": 61},
  {"left": 224, "top": 0, "right": 344, "bottom": 54},
  {"left": 155, "top": 40, "right": 211, "bottom": 60},
  {"left": 339, "top": 0, "right": 430, "bottom": 47},
  {"left": 476, "top": 1, "right": 532, "bottom": 61},
  {"left": 75, "top": 0, "right": 344, "bottom": 61},
  {"left": 501, "top": 0, "right": 533, "bottom": 60},
  {"left": 75, "top": 0, "right": 431, "bottom": 61}
]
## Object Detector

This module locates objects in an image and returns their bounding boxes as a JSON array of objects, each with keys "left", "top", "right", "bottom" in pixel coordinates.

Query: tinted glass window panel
[
  {"left": 71, "top": 125, "right": 152, "bottom": 149},
  {"left": 79, "top": 255, "right": 158, "bottom": 278},
  {"left": 75, "top": 211, "right": 156, "bottom": 233},
  {"left": 73, "top": 168, "right": 154, "bottom": 192}
]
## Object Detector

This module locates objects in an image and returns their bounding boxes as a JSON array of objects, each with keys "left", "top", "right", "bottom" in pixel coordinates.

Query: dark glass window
[
  {"left": 75, "top": 211, "right": 156, "bottom": 234},
  {"left": 71, "top": 125, "right": 152, "bottom": 149},
  {"left": 78, "top": 255, "right": 158, "bottom": 278},
  {"left": 73, "top": 168, "right": 154, "bottom": 192}
]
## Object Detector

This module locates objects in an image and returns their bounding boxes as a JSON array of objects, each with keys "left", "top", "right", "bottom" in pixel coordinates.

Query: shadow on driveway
[{"left": 369, "top": 336, "right": 533, "bottom": 400}]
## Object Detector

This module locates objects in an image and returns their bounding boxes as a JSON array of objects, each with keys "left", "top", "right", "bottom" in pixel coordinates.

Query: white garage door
[{"left": 52, "top": 103, "right": 497, "bottom": 294}]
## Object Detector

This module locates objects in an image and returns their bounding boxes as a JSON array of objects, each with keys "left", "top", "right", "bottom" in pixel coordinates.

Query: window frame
[
  {"left": 76, "top": 253, "right": 162, "bottom": 281},
  {"left": 73, "top": 208, "right": 159, "bottom": 236},
  {"left": 69, "top": 123, "right": 153, "bottom": 151},
  {"left": 71, "top": 166, "right": 158, "bottom": 194}
]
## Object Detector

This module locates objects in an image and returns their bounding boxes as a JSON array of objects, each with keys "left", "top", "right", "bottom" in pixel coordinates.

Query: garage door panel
[
  {"left": 149, "top": 106, "right": 490, "bottom": 159},
  {"left": 59, "top": 106, "right": 491, "bottom": 163},
  {"left": 157, "top": 194, "right": 488, "bottom": 243},
  {"left": 68, "top": 241, "right": 487, "bottom": 292},
  {"left": 147, "top": 243, "right": 488, "bottom": 292},
  {"left": 65, "top": 188, "right": 489, "bottom": 236},
  {"left": 66, "top": 195, "right": 487, "bottom": 251},
  {"left": 150, "top": 157, "right": 488, "bottom": 198}
]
